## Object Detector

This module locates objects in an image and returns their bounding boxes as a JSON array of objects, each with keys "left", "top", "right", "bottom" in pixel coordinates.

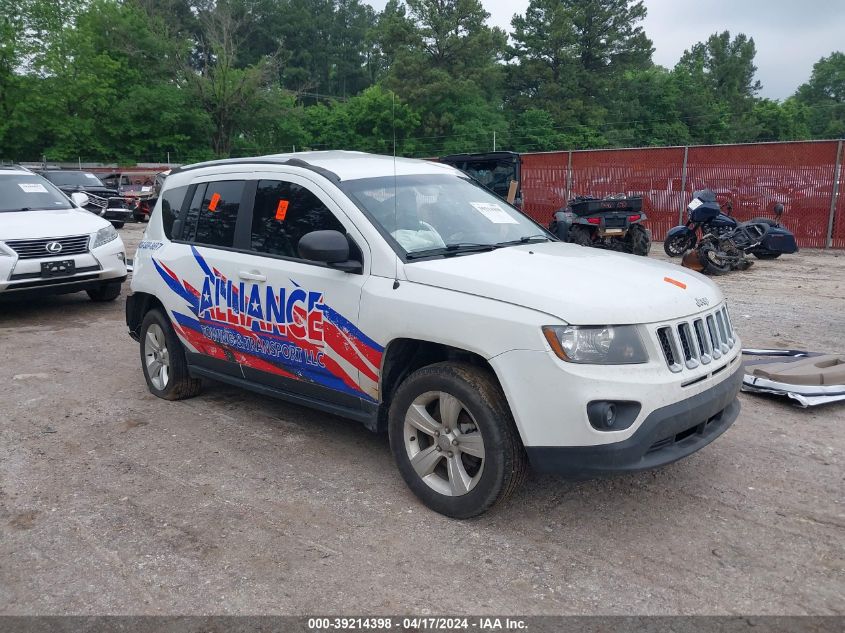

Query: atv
[{"left": 549, "top": 195, "right": 651, "bottom": 256}]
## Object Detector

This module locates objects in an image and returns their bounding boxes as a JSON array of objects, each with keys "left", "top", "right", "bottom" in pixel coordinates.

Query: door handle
[{"left": 238, "top": 270, "right": 266, "bottom": 282}]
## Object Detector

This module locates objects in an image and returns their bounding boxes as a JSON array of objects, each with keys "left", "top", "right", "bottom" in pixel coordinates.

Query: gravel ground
[{"left": 1, "top": 222, "right": 843, "bottom": 615}]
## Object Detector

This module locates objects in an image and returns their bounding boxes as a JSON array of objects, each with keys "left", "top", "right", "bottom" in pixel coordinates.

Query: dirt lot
[{"left": 1, "top": 222, "right": 843, "bottom": 615}]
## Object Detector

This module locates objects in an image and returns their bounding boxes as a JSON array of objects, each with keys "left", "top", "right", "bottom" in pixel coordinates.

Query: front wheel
[
  {"left": 388, "top": 362, "right": 527, "bottom": 519},
  {"left": 87, "top": 281, "right": 122, "bottom": 302},
  {"left": 698, "top": 242, "right": 732, "bottom": 275},
  {"left": 139, "top": 309, "right": 202, "bottom": 400},
  {"left": 663, "top": 231, "right": 694, "bottom": 257}
]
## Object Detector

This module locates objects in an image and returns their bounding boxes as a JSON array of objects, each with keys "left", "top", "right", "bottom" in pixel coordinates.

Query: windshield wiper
[
  {"left": 494, "top": 234, "right": 551, "bottom": 247},
  {"left": 406, "top": 242, "right": 497, "bottom": 260},
  {"left": 1, "top": 207, "right": 33, "bottom": 212}
]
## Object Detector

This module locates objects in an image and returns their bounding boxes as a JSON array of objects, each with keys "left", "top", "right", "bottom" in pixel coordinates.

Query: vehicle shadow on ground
[
  {"left": 198, "top": 377, "right": 725, "bottom": 536},
  {"left": 0, "top": 292, "right": 124, "bottom": 326}
]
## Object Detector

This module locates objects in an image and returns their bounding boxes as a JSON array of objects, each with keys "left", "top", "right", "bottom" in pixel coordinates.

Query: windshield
[
  {"left": 41, "top": 171, "right": 105, "bottom": 187},
  {"left": 344, "top": 174, "right": 548, "bottom": 257},
  {"left": 0, "top": 174, "right": 74, "bottom": 212}
]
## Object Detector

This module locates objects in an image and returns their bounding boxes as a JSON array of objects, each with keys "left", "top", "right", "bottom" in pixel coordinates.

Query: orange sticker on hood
[{"left": 664, "top": 276, "right": 687, "bottom": 289}]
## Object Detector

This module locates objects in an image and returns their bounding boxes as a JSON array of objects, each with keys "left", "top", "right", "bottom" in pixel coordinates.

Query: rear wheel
[
  {"left": 388, "top": 362, "right": 527, "bottom": 519},
  {"left": 663, "top": 232, "right": 694, "bottom": 257},
  {"left": 569, "top": 225, "right": 594, "bottom": 247},
  {"left": 139, "top": 309, "right": 202, "bottom": 400},
  {"left": 87, "top": 281, "right": 122, "bottom": 302},
  {"left": 626, "top": 224, "right": 651, "bottom": 256}
]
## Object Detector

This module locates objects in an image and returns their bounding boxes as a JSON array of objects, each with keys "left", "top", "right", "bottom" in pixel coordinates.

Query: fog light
[
  {"left": 604, "top": 403, "right": 616, "bottom": 427},
  {"left": 117, "top": 252, "right": 125, "bottom": 262},
  {"left": 587, "top": 400, "right": 641, "bottom": 432}
]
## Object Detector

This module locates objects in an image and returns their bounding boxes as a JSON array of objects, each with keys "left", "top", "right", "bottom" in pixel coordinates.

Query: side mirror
[
  {"left": 298, "top": 230, "right": 362, "bottom": 273},
  {"left": 70, "top": 192, "right": 89, "bottom": 207},
  {"left": 774, "top": 203, "right": 784, "bottom": 218}
]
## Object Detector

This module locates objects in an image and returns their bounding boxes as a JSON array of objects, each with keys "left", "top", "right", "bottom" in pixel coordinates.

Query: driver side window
[{"left": 249, "top": 179, "right": 351, "bottom": 260}]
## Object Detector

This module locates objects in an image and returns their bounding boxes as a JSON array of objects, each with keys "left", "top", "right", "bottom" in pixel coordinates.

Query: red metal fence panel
[
  {"left": 521, "top": 152, "right": 570, "bottom": 224},
  {"left": 685, "top": 141, "right": 839, "bottom": 249},
  {"left": 521, "top": 141, "right": 843, "bottom": 248}
]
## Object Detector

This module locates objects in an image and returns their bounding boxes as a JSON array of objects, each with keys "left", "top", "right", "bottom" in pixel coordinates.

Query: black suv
[{"left": 38, "top": 170, "right": 133, "bottom": 228}]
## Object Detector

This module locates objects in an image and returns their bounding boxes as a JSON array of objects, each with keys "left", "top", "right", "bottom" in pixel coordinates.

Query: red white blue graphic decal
[{"left": 153, "top": 246, "right": 383, "bottom": 401}]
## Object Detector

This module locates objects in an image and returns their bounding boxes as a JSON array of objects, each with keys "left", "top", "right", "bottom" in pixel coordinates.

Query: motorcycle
[
  {"left": 664, "top": 190, "right": 798, "bottom": 262},
  {"left": 550, "top": 194, "right": 651, "bottom": 256}
]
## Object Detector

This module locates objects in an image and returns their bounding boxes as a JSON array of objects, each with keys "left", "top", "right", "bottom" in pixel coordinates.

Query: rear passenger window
[
  {"left": 159, "top": 185, "right": 188, "bottom": 239},
  {"left": 250, "top": 180, "right": 346, "bottom": 258},
  {"left": 181, "top": 180, "right": 244, "bottom": 248}
]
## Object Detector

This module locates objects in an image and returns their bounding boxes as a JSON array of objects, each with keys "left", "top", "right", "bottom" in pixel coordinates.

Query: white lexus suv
[
  {"left": 0, "top": 166, "right": 127, "bottom": 301},
  {"left": 127, "top": 152, "right": 742, "bottom": 518}
]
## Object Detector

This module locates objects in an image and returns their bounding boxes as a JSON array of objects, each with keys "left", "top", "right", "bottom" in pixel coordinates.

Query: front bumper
[
  {"left": 102, "top": 207, "right": 133, "bottom": 222},
  {"left": 0, "top": 237, "right": 127, "bottom": 297},
  {"left": 525, "top": 362, "right": 742, "bottom": 477}
]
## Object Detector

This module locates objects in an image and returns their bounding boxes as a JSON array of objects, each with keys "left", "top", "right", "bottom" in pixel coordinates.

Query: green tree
[
  {"left": 675, "top": 31, "right": 761, "bottom": 140},
  {"left": 186, "top": 2, "right": 280, "bottom": 156},
  {"left": 377, "top": 0, "right": 507, "bottom": 154},
  {"left": 506, "top": 0, "right": 653, "bottom": 149},
  {"left": 794, "top": 52, "right": 845, "bottom": 138}
]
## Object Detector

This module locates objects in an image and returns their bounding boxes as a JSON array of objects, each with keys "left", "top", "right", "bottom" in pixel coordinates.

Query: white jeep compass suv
[
  {"left": 0, "top": 166, "right": 127, "bottom": 301},
  {"left": 127, "top": 152, "right": 742, "bottom": 518}
]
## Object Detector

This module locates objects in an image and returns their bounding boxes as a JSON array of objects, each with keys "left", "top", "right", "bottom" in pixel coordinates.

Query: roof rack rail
[{"left": 169, "top": 157, "right": 342, "bottom": 183}]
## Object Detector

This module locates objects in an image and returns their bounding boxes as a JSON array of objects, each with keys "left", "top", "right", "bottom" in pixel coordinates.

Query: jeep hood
[{"left": 402, "top": 242, "right": 722, "bottom": 324}]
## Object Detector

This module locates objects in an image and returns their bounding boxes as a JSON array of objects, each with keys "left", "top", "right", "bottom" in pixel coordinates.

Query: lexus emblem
[{"left": 45, "top": 241, "right": 63, "bottom": 254}]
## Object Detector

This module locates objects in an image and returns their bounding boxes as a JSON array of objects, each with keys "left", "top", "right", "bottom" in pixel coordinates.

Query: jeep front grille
[
  {"left": 656, "top": 305, "right": 735, "bottom": 373},
  {"left": 4, "top": 235, "right": 90, "bottom": 259}
]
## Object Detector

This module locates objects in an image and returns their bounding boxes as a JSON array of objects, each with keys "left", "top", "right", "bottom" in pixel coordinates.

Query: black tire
[
  {"left": 388, "top": 362, "right": 527, "bottom": 519},
  {"left": 626, "top": 224, "right": 651, "bottom": 256},
  {"left": 87, "top": 281, "right": 122, "bottom": 302},
  {"left": 569, "top": 225, "right": 594, "bottom": 247},
  {"left": 139, "top": 309, "right": 202, "bottom": 401},
  {"left": 663, "top": 232, "right": 694, "bottom": 257},
  {"left": 753, "top": 251, "right": 781, "bottom": 260},
  {"left": 698, "top": 243, "right": 731, "bottom": 275},
  {"left": 112, "top": 221, "right": 124, "bottom": 229}
]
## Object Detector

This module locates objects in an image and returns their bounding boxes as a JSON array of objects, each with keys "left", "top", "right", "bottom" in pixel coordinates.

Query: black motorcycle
[
  {"left": 550, "top": 195, "right": 651, "bottom": 256},
  {"left": 664, "top": 190, "right": 798, "bottom": 261}
]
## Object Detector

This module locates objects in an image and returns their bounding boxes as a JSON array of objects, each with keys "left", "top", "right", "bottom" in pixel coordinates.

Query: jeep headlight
[
  {"left": 92, "top": 225, "right": 118, "bottom": 249},
  {"left": 542, "top": 325, "right": 648, "bottom": 364}
]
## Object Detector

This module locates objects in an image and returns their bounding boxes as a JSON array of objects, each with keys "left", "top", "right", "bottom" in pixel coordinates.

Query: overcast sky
[{"left": 365, "top": 0, "right": 845, "bottom": 100}]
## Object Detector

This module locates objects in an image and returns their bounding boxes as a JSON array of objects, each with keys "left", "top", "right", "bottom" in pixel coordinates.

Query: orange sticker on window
[
  {"left": 275, "top": 199, "right": 289, "bottom": 221},
  {"left": 208, "top": 192, "right": 221, "bottom": 211}
]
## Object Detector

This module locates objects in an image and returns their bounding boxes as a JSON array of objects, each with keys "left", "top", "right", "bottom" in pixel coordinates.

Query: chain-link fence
[{"left": 521, "top": 140, "right": 845, "bottom": 248}]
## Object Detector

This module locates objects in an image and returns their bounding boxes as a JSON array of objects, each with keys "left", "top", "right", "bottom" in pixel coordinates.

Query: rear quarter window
[
  {"left": 159, "top": 185, "right": 188, "bottom": 239},
  {"left": 180, "top": 180, "right": 244, "bottom": 248}
]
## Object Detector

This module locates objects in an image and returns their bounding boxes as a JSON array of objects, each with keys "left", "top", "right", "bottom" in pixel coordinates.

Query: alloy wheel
[
  {"left": 402, "top": 391, "right": 485, "bottom": 496},
  {"left": 144, "top": 324, "right": 171, "bottom": 390}
]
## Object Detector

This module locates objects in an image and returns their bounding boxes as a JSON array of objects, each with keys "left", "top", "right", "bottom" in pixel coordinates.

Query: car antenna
[{"left": 392, "top": 91, "right": 400, "bottom": 290}]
